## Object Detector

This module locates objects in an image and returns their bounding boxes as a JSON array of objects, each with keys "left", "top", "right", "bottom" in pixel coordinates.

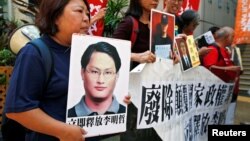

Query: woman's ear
[
  {"left": 81, "top": 68, "right": 85, "bottom": 80},
  {"left": 115, "top": 72, "right": 119, "bottom": 82}
]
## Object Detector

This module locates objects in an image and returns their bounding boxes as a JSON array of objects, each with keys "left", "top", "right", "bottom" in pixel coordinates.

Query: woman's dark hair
[
  {"left": 29, "top": 0, "right": 41, "bottom": 6},
  {"left": 81, "top": 42, "right": 121, "bottom": 72},
  {"left": 36, "top": 0, "right": 90, "bottom": 35},
  {"left": 177, "top": 9, "right": 199, "bottom": 33},
  {"left": 125, "top": 0, "right": 143, "bottom": 19},
  {"left": 208, "top": 26, "right": 220, "bottom": 35}
]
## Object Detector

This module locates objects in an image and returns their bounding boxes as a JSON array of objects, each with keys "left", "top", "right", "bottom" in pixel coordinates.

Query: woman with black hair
[
  {"left": 177, "top": 9, "right": 200, "bottom": 35},
  {"left": 113, "top": 0, "right": 162, "bottom": 141},
  {"left": 177, "top": 9, "right": 214, "bottom": 57},
  {"left": 4, "top": 0, "right": 90, "bottom": 140}
]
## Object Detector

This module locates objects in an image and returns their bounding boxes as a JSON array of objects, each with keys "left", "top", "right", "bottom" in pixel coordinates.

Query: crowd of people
[{"left": 2, "top": 0, "right": 243, "bottom": 141}]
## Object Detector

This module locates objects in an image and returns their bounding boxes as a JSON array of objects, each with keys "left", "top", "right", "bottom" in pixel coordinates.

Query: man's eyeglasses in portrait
[{"left": 86, "top": 68, "right": 116, "bottom": 80}]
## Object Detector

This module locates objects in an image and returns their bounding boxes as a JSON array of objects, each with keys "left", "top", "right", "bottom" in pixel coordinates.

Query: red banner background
[
  {"left": 87, "top": 0, "right": 108, "bottom": 36},
  {"left": 164, "top": 0, "right": 200, "bottom": 15},
  {"left": 233, "top": 0, "right": 250, "bottom": 44}
]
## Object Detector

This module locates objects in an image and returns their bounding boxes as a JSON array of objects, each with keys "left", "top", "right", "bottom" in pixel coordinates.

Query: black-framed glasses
[{"left": 86, "top": 68, "right": 116, "bottom": 80}]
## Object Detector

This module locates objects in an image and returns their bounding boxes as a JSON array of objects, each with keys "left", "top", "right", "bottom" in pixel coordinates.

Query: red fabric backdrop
[
  {"left": 87, "top": 0, "right": 108, "bottom": 36},
  {"left": 233, "top": 0, "right": 250, "bottom": 44},
  {"left": 164, "top": 0, "right": 200, "bottom": 15}
]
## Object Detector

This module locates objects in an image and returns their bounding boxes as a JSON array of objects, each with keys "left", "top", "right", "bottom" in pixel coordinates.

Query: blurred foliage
[
  {"left": 104, "top": 0, "right": 128, "bottom": 37},
  {"left": 0, "top": 17, "right": 19, "bottom": 66},
  {"left": 0, "top": 73, "right": 7, "bottom": 85},
  {"left": 0, "top": 48, "right": 16, "bottom": 66},
  {"left": 0, "top": 0, "right": 7, "bottom": 6}
]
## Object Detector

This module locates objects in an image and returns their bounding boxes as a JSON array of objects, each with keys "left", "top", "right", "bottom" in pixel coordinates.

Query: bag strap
[
  {"left": 28, "top": 38, "right": 53, "bottom": 83},
  {"left": 211, "top": 43, "right": 222, "bottom": 62},
  {"left": 1, "top": 38, "right": 53, "bottom": 140},
  {"left": 128, "top": 16, "right": 139, "bottom": 48}
]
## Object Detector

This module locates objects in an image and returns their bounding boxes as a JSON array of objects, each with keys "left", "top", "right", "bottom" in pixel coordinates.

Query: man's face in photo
[
  {"left": 180, "top": 42, "right": 187, "bottom": 55},
  {"left": 82, "top": 52, "right": 117, "bottom": 102},
  {"left": 161, "top": 24, "right": 169, "bottom": 34}
]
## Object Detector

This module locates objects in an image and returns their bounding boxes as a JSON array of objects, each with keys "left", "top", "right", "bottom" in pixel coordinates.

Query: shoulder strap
[
  {"left": 28, "top": 38, "right": 53, "bottom": 83},
  {"left": 128, "top": 16, "right": 139, "bottom": 48},
  {"left": 211, "top": 43, "right": 222, "bottom": 62}
]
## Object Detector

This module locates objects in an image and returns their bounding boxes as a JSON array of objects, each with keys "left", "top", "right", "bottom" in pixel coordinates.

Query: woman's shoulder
[
  {"left": 112, "top": 16, "right": 135, "bottom": 39},
  {"left": 121, "top": 16, "right": 136, "bottom": 26},
  {"left": 17, "top": 40, "right": 42, "bottom": 56}
]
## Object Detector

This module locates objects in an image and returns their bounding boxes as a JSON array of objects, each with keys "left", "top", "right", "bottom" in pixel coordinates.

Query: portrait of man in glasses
[{"left": 67, "top": 41, "right": 126, "bottom": 117}]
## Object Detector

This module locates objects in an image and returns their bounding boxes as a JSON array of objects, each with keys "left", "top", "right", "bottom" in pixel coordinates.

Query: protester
[
  {"left": 177, "top": 9, "right": 200, "bottom": 35},
  {"left": 164, "top": 0, "right": 185, "bottom": 33},
  {"left": 202, "top": 26, "right": 240, "bottom": 81},
  {"left": 163, "top": 0, "right": 194, "bottom": 64},
  {"left": 202, "top": 27, "right": 241, "bottom": 124},
  {"left": 3, "top": 0, "right": 130, "bottom": 141},
  {"left": 68, "top": 41, "right": 126, "bottom": 117},
  {"left": 112, "top": 0, "right": 157, "bottom": 70},
  {"left": 4, "top": 0, "right": 90, "bottom": 140},
  {"left": 112, "top": 0, "right": 162, "bottom": 141},
  {"left": 202, "top": 26, "right": 241, "bottom": 124},
  {"left": 164, "top": 0, "right": 183, "bottom": 16}
]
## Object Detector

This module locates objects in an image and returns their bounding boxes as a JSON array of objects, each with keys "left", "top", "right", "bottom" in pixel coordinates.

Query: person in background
[
  {"left": 202, "top": 26, "right": 240, "bottom": 83},
  {"left": 177, "top": 9, "right": 213, "bottom": 58},
  {"left": 112, "top": 0, "right": 157, "bottom": 70},
  {"left": 164, "top": 0, "right": 183, "bottom": 16},
  {"left": 163, "top": 0, "right": 194, "bottom": 64},
  {"left": 162, "top": 1, "right": 210, "bottom": 66},
  {"left": 164, "top": 0, "right": 212, "bottom": 58},
  {"left": 112, "top": 0, "right": 162, "bottom": 141},
  {"left": 196, "top": 26, "right": 220, "bottom": 59},
  {"left": 202, "top": 27, "right": 241, "bottom": 124},
  {"left": 224, "top": 43, "right": 244, "bottom": 124},
  {"left": 177, "top": 9, "right": 200, "bottom": 35}
]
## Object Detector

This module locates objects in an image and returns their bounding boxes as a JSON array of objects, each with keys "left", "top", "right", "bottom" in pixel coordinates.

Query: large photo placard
[
  {"left": 66, "top": 34, "right": 131, "bottom": 137},
  {"left": 150, "top": 9, "right": 175, "bottom": 60}
]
